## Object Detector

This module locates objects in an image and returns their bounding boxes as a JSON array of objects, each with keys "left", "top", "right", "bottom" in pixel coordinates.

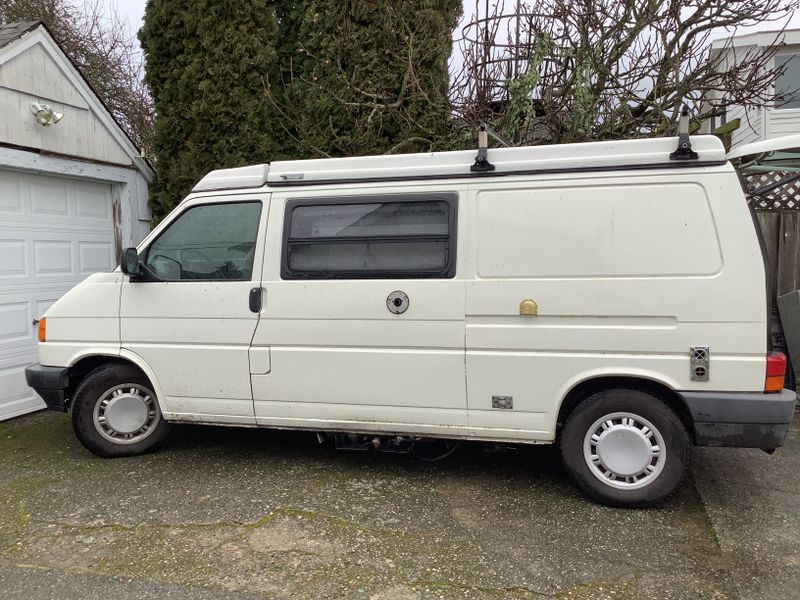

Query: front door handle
[{"left": 249, "top": 287, "right": 263, "bottom": 313}]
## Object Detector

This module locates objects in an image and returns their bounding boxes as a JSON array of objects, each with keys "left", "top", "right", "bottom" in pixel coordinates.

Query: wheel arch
[
  {"left": 556, "top": 375, "right": 695, "bottom": 442},
  {"left": 66, "top": 351, "right": 165, "bottom": 413}
]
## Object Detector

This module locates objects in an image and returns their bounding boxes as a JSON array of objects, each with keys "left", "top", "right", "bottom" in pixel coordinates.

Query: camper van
[{"left": 25, "top": 133, "right": 797, "bottom": 507}]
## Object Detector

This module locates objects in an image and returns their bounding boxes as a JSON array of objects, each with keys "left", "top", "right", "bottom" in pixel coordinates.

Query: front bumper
[
  {"left": 680, "top": 388, "right": 797, "bottom": 449},
  {"left": 25, "top": 363, "right": 69, "bottom": 412}
]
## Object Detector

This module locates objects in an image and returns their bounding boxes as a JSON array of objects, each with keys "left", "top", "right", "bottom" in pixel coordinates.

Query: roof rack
[
  {"left": 267, "top": 135, "right": 725, "bottom": 187},
  {"left": 192, "top": 128, "right": 724, "bottom": 193}
]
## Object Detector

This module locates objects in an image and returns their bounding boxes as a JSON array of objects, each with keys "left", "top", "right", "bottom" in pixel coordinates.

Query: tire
[
  {"left": 560, "top": 388, "right": 690, "bottom": 508},
  {"left": 71, "top": 363, "right": 170, "bottom": 458}
]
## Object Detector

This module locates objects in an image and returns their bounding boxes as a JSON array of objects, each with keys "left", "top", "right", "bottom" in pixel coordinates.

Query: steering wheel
[{"left": 180, "top": 248, "right": 219, "bottom": 278}]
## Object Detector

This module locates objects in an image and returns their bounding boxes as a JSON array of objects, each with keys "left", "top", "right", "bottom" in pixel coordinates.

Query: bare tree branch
[{"left": 452, "top": 0, "right": 796, "bottom": 144}]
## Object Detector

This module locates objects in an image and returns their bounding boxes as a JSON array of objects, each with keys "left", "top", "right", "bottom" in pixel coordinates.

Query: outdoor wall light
[{"left": 30, "top": 102, "right": 63, "bottom": 126}]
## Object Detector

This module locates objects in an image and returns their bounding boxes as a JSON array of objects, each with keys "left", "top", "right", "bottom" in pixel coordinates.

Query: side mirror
[{"left": 121, "top": 247, "right": 141, "bottom": 277}]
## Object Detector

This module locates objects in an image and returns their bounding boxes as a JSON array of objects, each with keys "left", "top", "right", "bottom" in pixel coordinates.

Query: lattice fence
[{"left": 744, "top": 171, "right": 800, "bottom": 211}]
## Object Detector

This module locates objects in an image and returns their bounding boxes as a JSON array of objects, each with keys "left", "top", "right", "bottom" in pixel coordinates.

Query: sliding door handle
[{"left": 249, "top": 287, "right": 263, "bottom": 313}]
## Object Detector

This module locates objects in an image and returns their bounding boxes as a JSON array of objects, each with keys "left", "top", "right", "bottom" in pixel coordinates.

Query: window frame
[
  {"left": 281, "top": 192, "right": 458, "bottom": 280},
  {"left": 774, "top": 53, "right": 800, "bottom": 111},
  {"left": 142, "top": 200, "right": 263, "bottom": 282}
]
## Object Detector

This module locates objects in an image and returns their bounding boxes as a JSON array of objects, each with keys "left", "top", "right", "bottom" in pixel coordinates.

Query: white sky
[
  {"left": 109, "top": 0, "right": 146, "bottom": 36},
  {"left": 107, "top": 0, "right": 800, "bottom": 51}
]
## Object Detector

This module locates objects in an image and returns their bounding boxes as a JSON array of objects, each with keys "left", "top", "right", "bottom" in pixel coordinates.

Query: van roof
[{"left": 192, "top": 135, "right": 728, "bottom": 192}]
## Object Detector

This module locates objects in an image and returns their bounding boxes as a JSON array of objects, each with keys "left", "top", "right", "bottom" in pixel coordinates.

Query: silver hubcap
[
  {"left": 93, "top": 383, "right": 159, "bottom": 445},
  {"left": 583, "top": 412, "right": 666, "bottom": 490}
]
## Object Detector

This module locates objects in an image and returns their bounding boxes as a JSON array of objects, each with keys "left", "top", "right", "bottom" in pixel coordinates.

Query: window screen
[
  {"left": 145, "top": 202, "right": 261, "bottom": 280},
  {"left": 282, "top": 194, "right": 457, "bottom": 279},
  {"left": 776, "top": 54, "right": 800, "bottom": 109}
]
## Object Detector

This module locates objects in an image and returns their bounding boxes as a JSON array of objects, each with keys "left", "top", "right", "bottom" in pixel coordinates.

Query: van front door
[
  {"left": 250, "top": 191, "right": 466, "bottom": 432},
  {"left": 120, "top": 196, "right": 268, "bottom": 423}
]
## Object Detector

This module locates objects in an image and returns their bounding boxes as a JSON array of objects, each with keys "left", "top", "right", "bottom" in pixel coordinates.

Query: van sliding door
[{"left": 250, "top": 191, "right": 467, "bottom": 431}]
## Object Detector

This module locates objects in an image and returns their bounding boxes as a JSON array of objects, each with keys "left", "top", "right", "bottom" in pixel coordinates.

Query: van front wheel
[
  {"left": 71, "top": 364, "right": 170, "bottom": 457},
  {"left": 560, "top": 389, "right": 690, "bottom": 507}
]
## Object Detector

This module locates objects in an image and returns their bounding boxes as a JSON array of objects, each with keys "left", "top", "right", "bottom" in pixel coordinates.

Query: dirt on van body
[{"left": 0, "top": 411, "right": 798, "bottom": 599}]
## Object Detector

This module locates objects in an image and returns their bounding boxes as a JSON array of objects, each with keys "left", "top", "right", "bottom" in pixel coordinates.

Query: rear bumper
[
  {"left": 25, "top": 363, "right": 69, "bottom": 412},
  {"left": 679, "top": 388, "right": 797, "bottom": 449}
]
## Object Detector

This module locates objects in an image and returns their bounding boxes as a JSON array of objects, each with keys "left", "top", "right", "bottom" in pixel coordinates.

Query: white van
[{"left": 25, "top": 134, "right": 797, "bottom": 507}]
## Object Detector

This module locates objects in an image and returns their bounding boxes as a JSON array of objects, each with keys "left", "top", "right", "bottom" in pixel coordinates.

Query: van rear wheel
[
  {"left": 71, "top": 364, "right": 170, "bottom": 457},
  {"left": 560, "top": 388, "right": 690, "bottom": 507}
]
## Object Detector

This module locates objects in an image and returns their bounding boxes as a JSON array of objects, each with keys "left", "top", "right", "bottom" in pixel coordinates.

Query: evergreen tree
[
  {"left": 141, "top": 0, "right": 460, "bottom": 216},
  {"left": 276, "top": 0, "right": 461, "bottom": 158},
  {"left": 140, "top": 0, "right": 280, "bottom": 219}
]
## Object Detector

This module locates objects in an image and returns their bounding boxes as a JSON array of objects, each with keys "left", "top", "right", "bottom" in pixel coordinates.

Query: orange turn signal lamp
[
  {"left": 765, "top": 352, "right": 786, "bottom": 393},
  {"left": 37, "top": 317, "right": 46, "bottom": 343}
]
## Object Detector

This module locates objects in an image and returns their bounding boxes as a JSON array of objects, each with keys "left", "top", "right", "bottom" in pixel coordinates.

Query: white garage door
[{"left": 0, "top": 169, "right": 116, "bottom": 420}]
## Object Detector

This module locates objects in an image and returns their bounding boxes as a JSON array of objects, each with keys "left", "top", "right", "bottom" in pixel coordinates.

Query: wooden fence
[
  {"left": 746, "top": 171, "right": 800, "bottom": 302},
  {"left": 758, "top": 212, "right": 800, "bottom": 302}
]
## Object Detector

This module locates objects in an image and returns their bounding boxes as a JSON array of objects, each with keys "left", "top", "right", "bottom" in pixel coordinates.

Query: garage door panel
[
  {"left": 36, "top": 298, "right": 58, "bottom": 319},
  {"left": 0, "top": 290, "right": 61, "bottom": 352},
  {"left": 0, "top": 301, "right": 30, "bottom": 345},
  {"left": 75, "top": 184, "right": 112, "bottom": 220},
  {"left": 30, "top": 178, "right": 69, "bottom": 217},
  {"left": 78, "top": 241, "right": 114, "bottom": 274},
  {"left": 0, "top": 230, "right": 116, "bottom": 288},
  {"left": 33, "top": 240, "right": 73, "bottom": 276},
  {"left": 0, "top": 171, "right": 22, "bottom": 212},
  {"left": 0, "top": 239, "right": 26, "bottom": 276},
  {"left": 0, "top": 169, "right": 115, "bottom": 420},
  {"left": 0, "top": 293, "right": 65, "bottom": 341},
  {"left": 0, "top": 358, "right": 43, "bottom": 420},
  {"left": 0, "top": 169, "right": 112, "bottom": 226},
  {"left": 0, "top": 362, "right": 36, "bottom": 400}
]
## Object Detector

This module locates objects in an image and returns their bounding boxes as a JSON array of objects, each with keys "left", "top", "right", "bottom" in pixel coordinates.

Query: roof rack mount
[
  {"left": 670, "top": 105, "right": 699, "bottom": 161},
  {"left": 470, "top": 124, "right": 496, "bottom": 172}
]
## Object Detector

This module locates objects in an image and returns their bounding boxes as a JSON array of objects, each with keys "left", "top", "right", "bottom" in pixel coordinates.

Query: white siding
[
  {"left": 766, "top": 108, "right": 800, "bottom": 138},
  {"left": 728, "top": 104, "right": 762, "bottom": 150},
  {"left": 0, "top": 44, "right": 131, "bottom": 165},
  {"left": 0, "top": 43, "right": 87, "bottom": 108},
  {"left": 714, "top": 42, "right": 800, "bottom": 149}
]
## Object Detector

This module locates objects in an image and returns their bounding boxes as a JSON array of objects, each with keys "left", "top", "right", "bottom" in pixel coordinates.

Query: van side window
[
  {"left": 145, "top": 202, "right": 261, "bottom": 281},
  {"left": 281, "top": 193, "right": 457, "bottom": 279}
]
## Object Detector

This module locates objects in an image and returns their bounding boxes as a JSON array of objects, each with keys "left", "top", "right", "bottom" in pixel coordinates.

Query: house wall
[
  {"left": 727, "top": 104, "right": 762, "bottom": 149},
  {"left": 717, "top": 43, "right": 800, "bottom": 151},
  {"left": 766, "top": 107, "right": 800, "bottom": 139},
  {"left": 0, "top": 43, "right": 131, "bottom": 165}
]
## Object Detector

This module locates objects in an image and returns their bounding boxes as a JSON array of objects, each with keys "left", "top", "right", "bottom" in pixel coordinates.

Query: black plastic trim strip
[
  {"left": 267, "top": 159, "right": 728, "bottom": 188},
  {"left": 679, "top": 388, "right": 797, "bottom": 425}
]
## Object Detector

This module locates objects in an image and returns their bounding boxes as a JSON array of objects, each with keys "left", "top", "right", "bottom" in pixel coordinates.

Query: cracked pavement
[{"left": 1, "top": 411, "right": 798, "bottom": 599}]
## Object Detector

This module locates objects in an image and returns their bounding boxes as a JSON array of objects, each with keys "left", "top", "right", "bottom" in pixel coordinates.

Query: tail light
[
  {"left": 765, "top": 352, "right": 786, "bottom": 393},
  {"left": 37, "top": 318, "right": 46, "bottom": 343}
]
